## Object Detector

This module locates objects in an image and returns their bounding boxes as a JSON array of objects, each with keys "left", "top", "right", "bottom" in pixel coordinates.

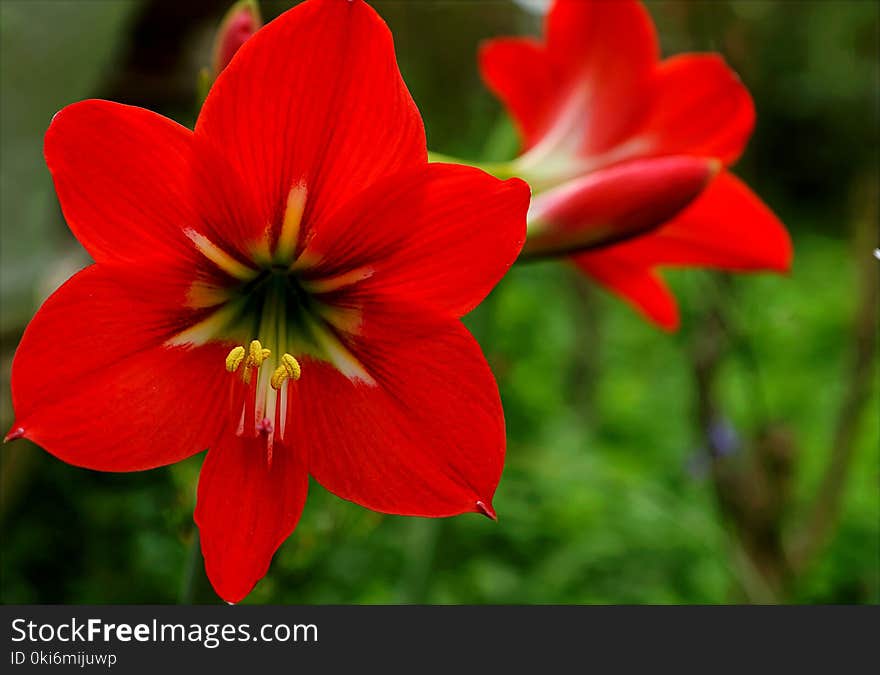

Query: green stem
[
  {"left": 178, "top": 529, "right": 201, "bottom": 605},
  {"left": 396, "top": 518, "right": 443, "bottom": 603},
  {"left": 427, "top": 151, "right": 518, "bottom": 180}
]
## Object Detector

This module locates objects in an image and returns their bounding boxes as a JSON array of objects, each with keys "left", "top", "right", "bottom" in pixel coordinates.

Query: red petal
[
  {"left": 573, "top": 252, "right": 679, "bottom": 330},
  {"left": 45, "top": 101, "right": 194, "bottom": 264},
  {"left": 479, "top": 37, "right": 557, "bottom": 151},
  {"left": 9, "top": 265, "right": 230, "bottom": 471},
  {"left": 638, "top": 54, "right": 755, "bottom": 165},
  {"left": 300, "top": 163, "right": 529, "bottom": 317},
  {"left": 45, "top": 100, "right": 264, "bottom": 265},
  {"left": 572, "top": 172, "right": 791, "bottom": 330},
  {"left": 523, "top": 156, "right": 718, "bottom": 258},
  {"left": 601, "top": 171, "right": 793, "bottom": 272},
  {"left": 196, "top": 0, "right": 426, "bottom": 244},
  {"left": 544, "top": 0, "right": 658, "bottom": 155},
  {"left": 288, "top": 313, "right": 504, "bottom": 518},
  {"left": 196, "top": 433, "right": 308, "bottom": 603},
  {"left": 481, "top": 0, "right": 657, "bottom": 155}
]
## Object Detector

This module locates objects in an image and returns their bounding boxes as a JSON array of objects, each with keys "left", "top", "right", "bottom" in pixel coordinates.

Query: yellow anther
[
  {"left": 225, "top": 346, "right": 246, "bottom": 372},
  {"left": 281, "top": 353, "right": 302, "bottom": 380},
  {"left": 245, "top": 340, "right": 270, "bottom": 368},
  {"left": 271, "top": 353, "right": 302, "bottom": 390},
  {"left": 270, "top": 367, "right": 287, "bottom": 390}
]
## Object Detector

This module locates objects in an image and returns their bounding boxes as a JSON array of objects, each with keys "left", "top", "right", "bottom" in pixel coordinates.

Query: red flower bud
[
  {"left": 212, "top": 0, "right": 262, "bottom": 76},
  {"left": 522, "top": 156, "right": 719, "bottom": 259}
]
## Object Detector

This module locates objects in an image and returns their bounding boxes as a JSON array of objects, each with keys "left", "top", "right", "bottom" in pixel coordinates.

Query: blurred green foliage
[{"left": 1, "top": 0, "right": 877, "bottom": 604}]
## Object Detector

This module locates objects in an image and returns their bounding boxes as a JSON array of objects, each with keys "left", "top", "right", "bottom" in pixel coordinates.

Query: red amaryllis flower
[
  {"left": 7, "top": 0, "right": 529, "bottom": 603},
  {"left": 480, "top": 0, "right": 792, "bottom": 329}
]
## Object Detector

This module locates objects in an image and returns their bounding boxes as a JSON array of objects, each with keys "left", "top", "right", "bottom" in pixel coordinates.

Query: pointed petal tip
[
  {"left": 653, "top": 301, "right": 681, "bottom": 333},
  {"left": 208, "top": 578, "right": 250, "bottom": 605},
  {"left": 779, "top": 238, "right": 795, "bottom": 275},
  {"left": 476, "top": 500, "right": 498, "bottom": 521},
  {"left": 752, "top": 226, "right": 794, "bottom": 276},
  {"left": 4, "top": 426, "right": 25, "bottom": 443}
]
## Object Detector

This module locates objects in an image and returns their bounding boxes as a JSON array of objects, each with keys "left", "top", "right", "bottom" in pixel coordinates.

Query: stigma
[{"left": 224, "top": 340, "right": 301, "bottom": 462}]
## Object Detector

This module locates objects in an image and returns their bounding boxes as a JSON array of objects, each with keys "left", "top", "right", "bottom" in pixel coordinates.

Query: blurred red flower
[
  {"left": 480, "top": 0, "right": 792, "bottom": 329},
  {"left": 8, "top": 0, "right": 528, "bottom": 603}
]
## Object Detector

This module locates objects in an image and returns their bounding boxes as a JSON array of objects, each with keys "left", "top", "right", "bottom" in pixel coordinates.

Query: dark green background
[{"left": 1, "top": 0, "right": 877, "bottom": 604}]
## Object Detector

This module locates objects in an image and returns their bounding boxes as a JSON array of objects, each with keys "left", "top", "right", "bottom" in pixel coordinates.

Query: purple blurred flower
[
  {"left": 708, "top": 418, "right": 741, "bottom": 458},
  {"left": 686, "top": 417, "right": 742, "bottom": 479}
]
